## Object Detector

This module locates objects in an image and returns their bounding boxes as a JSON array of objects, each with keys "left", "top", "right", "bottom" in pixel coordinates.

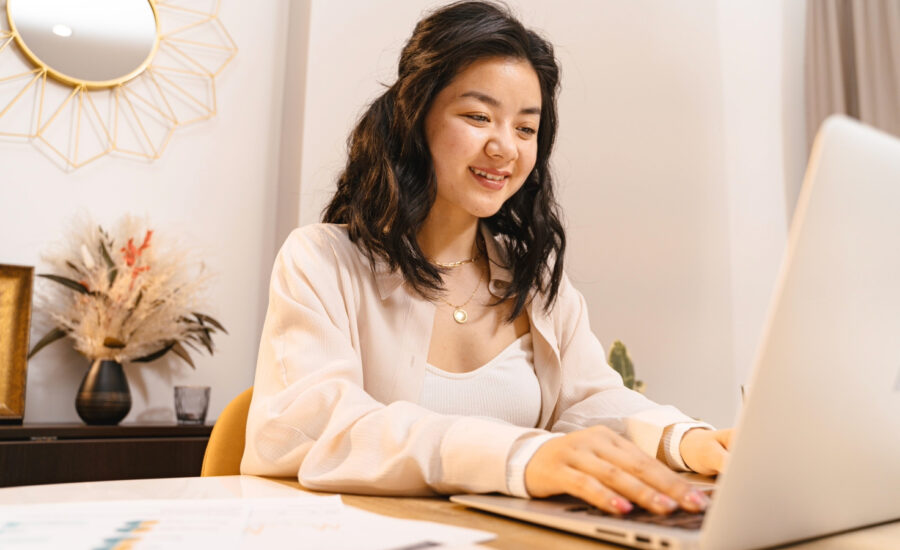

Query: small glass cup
[{"left": 174, "top": 385, "right": 210, "bottom": 425}]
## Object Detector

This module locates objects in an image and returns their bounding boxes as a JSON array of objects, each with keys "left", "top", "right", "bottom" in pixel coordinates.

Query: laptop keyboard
[{"left": 563, "top": 504, "right": 706, "bottom": 531}]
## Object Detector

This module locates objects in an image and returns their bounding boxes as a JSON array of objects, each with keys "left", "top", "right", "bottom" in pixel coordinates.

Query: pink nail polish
[
  {"left": 685, "top": 490, "right": 709, "bottom": 510},
  {"left": 611, "top": 498, "right": 633, "bottom": 514},
  {"left": 653, "top": 493, "right": 678, "bottom": 512}
]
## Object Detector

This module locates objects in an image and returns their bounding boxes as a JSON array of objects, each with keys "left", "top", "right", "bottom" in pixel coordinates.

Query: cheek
[
  {"left": 519, "top": 142, "right": 538, "bottom": 174},
  {"left": 432, "top": 122, "right": 483, "bottom": 164}
]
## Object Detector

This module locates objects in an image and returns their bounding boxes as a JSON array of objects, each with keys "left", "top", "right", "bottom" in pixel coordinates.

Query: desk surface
[{"left": 0, "top": 475, "right": 897, "bottom": 549}]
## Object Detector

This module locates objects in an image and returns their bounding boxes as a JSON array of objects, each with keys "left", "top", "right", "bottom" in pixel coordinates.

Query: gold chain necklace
[
  {"left": 439, "top": 267, "right": 484, "bottom": 324},
  {"left": 432, "top": 247, "right": 481, "bottom": 268}
]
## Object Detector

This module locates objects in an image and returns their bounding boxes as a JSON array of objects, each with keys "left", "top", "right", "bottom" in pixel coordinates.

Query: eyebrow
[{"left": 459, "top": 91, "right": 541, "bottom": 116}]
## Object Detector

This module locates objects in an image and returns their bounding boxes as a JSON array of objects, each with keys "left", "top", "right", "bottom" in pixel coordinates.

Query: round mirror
[{"left": 7, "top": 0, "right": 159, "bottom": 88}]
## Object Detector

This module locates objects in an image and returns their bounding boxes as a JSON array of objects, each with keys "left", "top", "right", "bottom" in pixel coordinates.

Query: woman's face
[{"left": 424, "top": 57, "right": 542, "bottom": 222}]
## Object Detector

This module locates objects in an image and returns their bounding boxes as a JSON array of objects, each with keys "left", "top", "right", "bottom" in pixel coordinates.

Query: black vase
[{"left": 75, "top": 359, "right": 132, "bottom": 425}]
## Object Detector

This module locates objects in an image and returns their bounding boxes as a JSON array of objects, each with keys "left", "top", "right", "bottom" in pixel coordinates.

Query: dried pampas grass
[{"left": 30, "top": 214, "right": 225, "bottom": 365}]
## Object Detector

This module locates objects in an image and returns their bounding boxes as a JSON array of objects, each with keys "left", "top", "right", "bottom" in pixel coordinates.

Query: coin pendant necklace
[
  {"left": 432, "top": 234, "right": 485, "bottom": 323},
  {"left": 440, "top": 268, "right": 484, "bottom": 324}
]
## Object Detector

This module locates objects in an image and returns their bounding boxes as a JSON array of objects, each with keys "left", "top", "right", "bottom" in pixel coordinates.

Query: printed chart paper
[{"left": 0, "top": 496, "right": 494, "bottom": 549}]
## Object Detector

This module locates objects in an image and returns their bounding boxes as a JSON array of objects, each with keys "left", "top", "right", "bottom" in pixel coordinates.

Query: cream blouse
[{"left": 241, "top": 223, "right": 712, "bottom": 498}]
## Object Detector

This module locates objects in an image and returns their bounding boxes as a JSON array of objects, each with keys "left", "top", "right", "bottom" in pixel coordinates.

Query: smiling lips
[{"left": 469, "top": 166, "right": 510, "bottom": 190}]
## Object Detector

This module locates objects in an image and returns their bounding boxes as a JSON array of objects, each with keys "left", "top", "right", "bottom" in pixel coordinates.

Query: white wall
[
  {"left": 0, "top": 1, "right": 291, "bottom": 422},
  {"left": 717, "top": 0, "right": 808, "bottom": 392},
  {"left": 534, "top": 2, "right": 736, "bottom": 427}
]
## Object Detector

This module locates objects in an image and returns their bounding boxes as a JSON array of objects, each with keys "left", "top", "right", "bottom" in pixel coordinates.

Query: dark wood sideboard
[{"left": 0, "top": 423, "right": 212, "bottom": 488}]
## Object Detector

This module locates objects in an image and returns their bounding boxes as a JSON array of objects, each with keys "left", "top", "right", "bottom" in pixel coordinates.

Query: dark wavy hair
[{"left": 323, "top": 0, "right": 566, "bottom": 321}]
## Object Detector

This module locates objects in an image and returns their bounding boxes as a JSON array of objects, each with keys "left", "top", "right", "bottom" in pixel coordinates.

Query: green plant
[{"left": 608, "top": 341, "right": 645, "bottom": 392}]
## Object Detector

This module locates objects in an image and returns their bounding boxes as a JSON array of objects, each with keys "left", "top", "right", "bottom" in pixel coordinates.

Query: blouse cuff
[
  {"left": 506, "top": 432, "right": 566, "bottom": 498},
  {"left": 660, "top": 421, "right": 715, "bottom": 472}
]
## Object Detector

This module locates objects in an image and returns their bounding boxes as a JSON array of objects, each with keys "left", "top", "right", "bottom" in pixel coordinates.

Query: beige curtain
[{"left": 805, "top": 0, "right": 900, "bottom": 143}]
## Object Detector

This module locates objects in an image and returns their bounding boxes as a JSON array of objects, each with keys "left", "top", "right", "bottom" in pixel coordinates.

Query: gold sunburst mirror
[{"left": 0, "top": 0, "right": 236, "bottom": 169}]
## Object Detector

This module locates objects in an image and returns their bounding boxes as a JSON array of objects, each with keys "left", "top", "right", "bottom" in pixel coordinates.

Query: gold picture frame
[{"left": 0, "top": 264, "right": 33, "bottom": 424}]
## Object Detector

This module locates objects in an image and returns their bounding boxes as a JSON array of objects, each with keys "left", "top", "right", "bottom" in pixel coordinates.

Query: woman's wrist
[
  {"left": 679, "top": 427, "right": 733, "bottom": 475},
  {"left": 662, "top": 422, "right": 715, "bottom": 472},
  {"left": 507, "top": 432, "right": 565, "bottom": 498}
]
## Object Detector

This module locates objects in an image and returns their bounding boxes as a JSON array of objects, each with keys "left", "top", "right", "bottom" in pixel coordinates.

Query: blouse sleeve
[
  {"left": 240, "top": 226, "right": 546, "bottom": 496},
  {"left": 548, "top": 275, "right": 713, "bottom": 465}
]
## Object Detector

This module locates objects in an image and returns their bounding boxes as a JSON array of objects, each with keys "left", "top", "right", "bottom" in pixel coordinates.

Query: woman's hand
[
  {"left": 679, "top": 428, "right": 733, "bottom": 475},
  {"left": 523, "top": 425, "right": 710, "bottom": 515}
]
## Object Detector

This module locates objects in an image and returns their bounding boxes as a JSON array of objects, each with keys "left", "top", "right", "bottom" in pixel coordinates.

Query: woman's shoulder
[
  {"left": 283, "top": 222, "right": 362, "bottom": 252},
  {"left": 286, "top": 222, "right": 351, "bottom": 247},
  {"left": 280, "top": 223, "right": 363, "bottom": 269},
  {"left": 287, "top": 223, "right": 350, "bottom": 244}
]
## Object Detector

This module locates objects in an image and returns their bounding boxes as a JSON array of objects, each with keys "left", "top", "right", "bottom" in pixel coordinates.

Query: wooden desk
[
  {"left": 334, "top": 485, "right": 613, "bottom": 549},
  {"left": 0, "top": 423, "right": 212, "bottom": 487},
  {"left": 295, "top": 482, "right": 900, "bottom": 550},
  {"left": 0, "top": 475, "right": 897, "bottom": 549}
]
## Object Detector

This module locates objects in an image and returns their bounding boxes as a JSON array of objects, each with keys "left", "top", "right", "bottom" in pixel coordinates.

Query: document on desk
[{"left": 0, "top": 495, "right": 494, "bottom": 549}]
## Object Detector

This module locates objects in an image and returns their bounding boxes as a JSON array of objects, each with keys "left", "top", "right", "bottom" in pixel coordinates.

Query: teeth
[{"left": 471, "top": 168, "right": 506, "bottom": 181}]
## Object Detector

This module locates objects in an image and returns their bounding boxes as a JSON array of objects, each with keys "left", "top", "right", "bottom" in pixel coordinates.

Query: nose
[{"left": 485, "top": 127, "right": 517, "bottom": 162}]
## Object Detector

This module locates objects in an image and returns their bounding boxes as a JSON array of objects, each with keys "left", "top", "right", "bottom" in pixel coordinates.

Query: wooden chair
[{"left": 200, "top": 387, "right": 253, "bottom": 476}]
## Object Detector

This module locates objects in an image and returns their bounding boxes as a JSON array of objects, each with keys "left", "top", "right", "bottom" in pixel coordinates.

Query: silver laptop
[{"left": 451, "top": 115, "right": 900, "bottom": 550}]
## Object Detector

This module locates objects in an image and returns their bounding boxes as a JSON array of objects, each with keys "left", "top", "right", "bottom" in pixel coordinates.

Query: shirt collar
[{"left": 373, "top": 224, "right": 513, "bottom": 300}]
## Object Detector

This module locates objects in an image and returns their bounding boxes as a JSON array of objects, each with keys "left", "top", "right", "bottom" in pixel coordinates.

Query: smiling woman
[
  {"left": 424, "top": 58, "right": 541, "bottom": 223},
  {"left": 242, "top": 0, "right": 731, "bottom": 518}
]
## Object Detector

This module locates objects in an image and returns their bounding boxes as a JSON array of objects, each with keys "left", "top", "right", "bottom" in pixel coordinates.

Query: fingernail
[
  {"left": 611, "top": 497, "right": 633, "bottom": 514},
  {"left": 684, "top": 490, "right": 709, "bottom": 510},
  {"left": 653, "top": 493, "right": 678, "bottom": 513}
]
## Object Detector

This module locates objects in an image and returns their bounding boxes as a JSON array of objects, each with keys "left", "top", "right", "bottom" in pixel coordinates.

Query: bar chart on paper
[{"left": 0, "top": 495, "right": 493, "bottom": 549}]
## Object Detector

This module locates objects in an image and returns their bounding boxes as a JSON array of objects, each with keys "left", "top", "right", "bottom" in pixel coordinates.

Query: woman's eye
[
  {"left": 517, "top": 126, "right": 537, "bottom": 137},
  {"left": 464, "top": 114, "right": 489, "bottom": 123}
]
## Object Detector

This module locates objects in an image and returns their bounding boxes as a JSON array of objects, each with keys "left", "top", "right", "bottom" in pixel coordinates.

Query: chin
[{"left": 467, "top": 202, "right": 506, "bottom": 219}]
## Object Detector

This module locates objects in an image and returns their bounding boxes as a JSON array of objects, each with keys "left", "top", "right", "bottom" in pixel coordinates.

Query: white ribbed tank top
[{"left": 420, "top": 333, "right": 541, "bottom": 428}]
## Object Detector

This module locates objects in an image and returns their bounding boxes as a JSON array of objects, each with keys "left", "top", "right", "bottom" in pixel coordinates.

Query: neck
[{"left": 418, "top": 208, "right": 480, "bottom": 265}]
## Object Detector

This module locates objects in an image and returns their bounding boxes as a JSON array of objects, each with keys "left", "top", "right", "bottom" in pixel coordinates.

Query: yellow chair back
[{"left": 200, "top": 386, "right": 253, "bottom": 476}]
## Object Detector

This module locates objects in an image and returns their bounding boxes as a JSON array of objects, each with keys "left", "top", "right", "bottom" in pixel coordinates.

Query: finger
[
  {"left": 708, "top": 444, "right": 729, "bottom": 474},
  {"left": 569, "top": 451, "right": 683, "bottom": 515},
  {"left": 715, "top": 428, "right": 735, "bottom": 450},
  {"left": 692, "top": 440, "right": 729, "bottom": 476},
  {"left": 595, "top": 438, "right": 709, "bottom": 514},
  {"left": 561, "top": 466, "right": 634, "bottom": 516}
]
